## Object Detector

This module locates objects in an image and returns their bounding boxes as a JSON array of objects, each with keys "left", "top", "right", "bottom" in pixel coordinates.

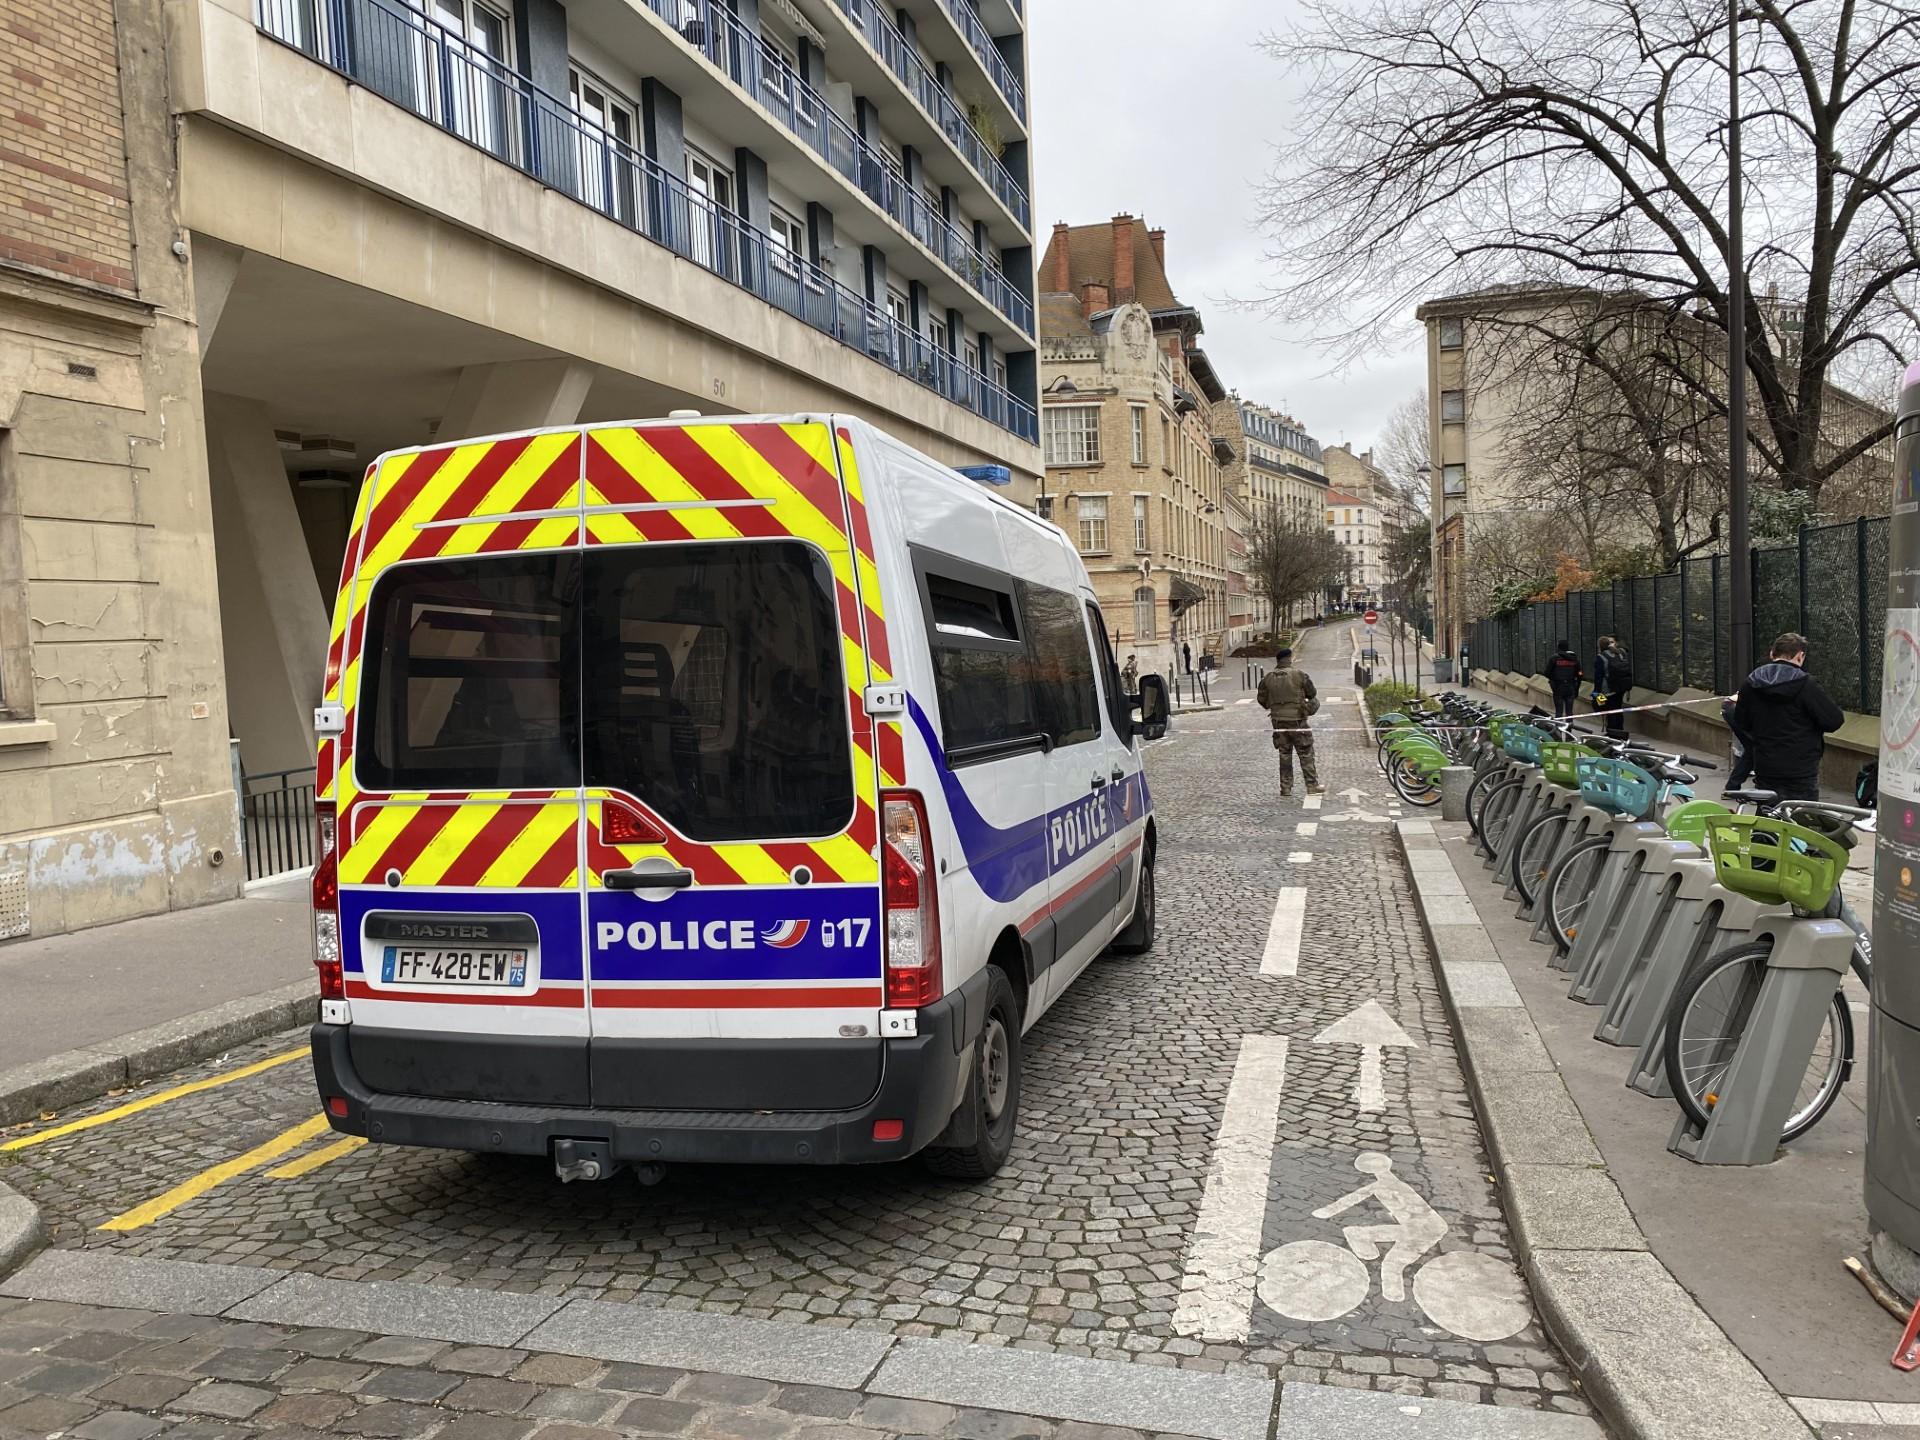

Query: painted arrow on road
[
  {"left": 1336, "top": 787, "right": 1370, "bottom": 803},
  {"left": 1311, "top": 1001, "right": 1418, "bottom": 1111}
]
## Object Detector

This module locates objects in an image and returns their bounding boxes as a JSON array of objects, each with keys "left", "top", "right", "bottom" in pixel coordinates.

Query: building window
[
  {"left": 1077, "top": 495, "right": 1109, "bottom": 553},
  {"left": 570, "top": 69, "right": 637, "bottom": 225},
  {"left": 686, "top": 147, "right": 735, "bottom": 271},
  {"left": 1134, "top": 584, "right": 1156, "bottom": 640},
  {"left": 1441, "top": 388, "right": 1465, "bottom": 422},
  {"left": 1130, "top": 406, "right": 1146, "bottom": 465},
  {"left": 1044, "top": 405, "right": 1102, "bottom": 466},
  {"left": 885, "top": 286, "right": 911, "bottom": 331},
  {"left": 991, "top": 358, "right": 1007, "bottom": 393},
  {"left": 929, "top": 314, "right": 950, "bottom": 352},
  {"left": 1443, "top": 463, "right": 1466, "bottom": 496},
  {"left": 768, "top": 204, "right": 806, "bottom": 278},
  {"left": 1438, "top": 316, "right": 1464, "bottom": 349},
  {"left": 1133, "top": 494, "right": 1148, "bottom": 552}
]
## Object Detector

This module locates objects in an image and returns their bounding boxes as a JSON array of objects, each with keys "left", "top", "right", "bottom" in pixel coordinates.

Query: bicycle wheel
[
  {"left": 1662, "top": 942, "right": 1853, "bottom": 1144},
  {"left": 1546, "top": 838, "right": 1609, "bottom": 955},
  {"left": 1477, "top": 778, "right": 1526, "bottom": 859},
  {"left": 1466, "top": 767, "right": 1508, "bottom": 836},
  {"left": 1389, "top": 755, "right": 1442, "bottom": 807},
  {"left": 1512, "top": 810, "right": 1568, "bottom": 910}
]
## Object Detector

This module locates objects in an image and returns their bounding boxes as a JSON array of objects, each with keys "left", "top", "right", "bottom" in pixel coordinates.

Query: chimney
[
  {"left": 1080, "top": 281, "right": 1110, "bottom": 317},
  {"left": 1112, "top": 214, "right": 1135, "bottom": 303},
  {"left": 1050, "top": 222, "right": 1071, "bottom": 292},
  {"left": 1147, "top": 227, "right": 1165, "bottom": 270}
]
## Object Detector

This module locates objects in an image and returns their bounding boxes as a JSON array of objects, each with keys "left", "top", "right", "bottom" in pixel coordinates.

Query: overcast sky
[{"left": 1027, "top": 0, "right": 1425, "bottom": 455}]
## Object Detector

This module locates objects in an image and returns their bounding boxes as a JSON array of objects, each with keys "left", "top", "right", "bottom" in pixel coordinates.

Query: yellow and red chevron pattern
[{"left": 319, "top": 420, "right": 893, "bottom": 894}]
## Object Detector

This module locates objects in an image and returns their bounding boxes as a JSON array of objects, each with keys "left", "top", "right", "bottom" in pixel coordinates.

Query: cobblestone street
[{"left": 0, "top": 621, "right": 1595, "bottom": 1437}]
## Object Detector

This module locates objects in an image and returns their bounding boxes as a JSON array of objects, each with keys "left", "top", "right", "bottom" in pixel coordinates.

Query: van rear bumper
[{"left": 309, "top": 975, "right": 983, "bottom": 1166}]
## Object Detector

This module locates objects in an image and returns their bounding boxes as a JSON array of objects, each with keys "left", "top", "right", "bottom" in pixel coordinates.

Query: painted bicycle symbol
[{"left": 1257, "top": 1153, "right": 1531, "bottom": 1342}]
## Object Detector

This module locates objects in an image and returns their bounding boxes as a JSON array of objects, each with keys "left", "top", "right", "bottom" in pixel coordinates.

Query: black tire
[
  {"left": 1111, "top": 856, "right": 1156, "bottom": 954},
  {"left": 1387, "top": 753, "right": 1442, "bottom": 806},
  {"left": 924, "top": 967, "right": 1022, "bottom": 1180},
  {"left": 1546, "top": 838, "right": 1609, "bottom": 955},
  {"left": 1477, "top": 778, "right": 1526, "bottom": 858},
  {"left": 1512, "top": 810, "right": 1568, "bottom": 910},
  {"left": 1662, "top": 941, "right": 1853, "bottom": 1144},
  {"left": 1466, "top": 767, "right": 1508, "bottom": 836}
]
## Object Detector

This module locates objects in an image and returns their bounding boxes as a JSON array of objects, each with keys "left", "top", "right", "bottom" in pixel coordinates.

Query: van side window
[
  {"left": 920, "top": 564, "right": 1041, "bottom": 757},
  {"left": 1085, "top": 601, "right": 1132, "bottom": 740},
  {"left": 357, "top": 554, "right": 578, "bottom": 792},
  {"left": 1016, "top": 581, "right": 1099, "bottom": 748}
]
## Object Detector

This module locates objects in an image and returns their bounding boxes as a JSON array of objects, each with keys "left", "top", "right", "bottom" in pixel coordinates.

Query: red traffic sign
[{"left": 1363, "top": 609, "right": 1379, "bottom": 625}]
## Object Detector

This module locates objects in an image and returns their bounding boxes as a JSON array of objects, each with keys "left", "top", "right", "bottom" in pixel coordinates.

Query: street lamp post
[{"left": 1726, "top": 0, "right": 1754, "bottom": 675}]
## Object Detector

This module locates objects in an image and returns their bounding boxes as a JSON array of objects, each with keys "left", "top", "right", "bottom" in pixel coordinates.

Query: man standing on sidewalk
[
  {"left": 1544, "top": 640, "right": 1584, "bottom": 719},
  {"left": 1258, "top": 646, "right": 1322, "bottom": 796},
  {"left": 1733, "top": 632, "right": 1845, "bottom": 801}
]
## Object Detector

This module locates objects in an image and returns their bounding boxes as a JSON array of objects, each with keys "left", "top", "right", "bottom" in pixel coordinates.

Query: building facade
[
  {"left": 1035, "top": 216, "right": 1231, "bottom": 675},
  {"left": 1214, "top": 396, "right": 1328, "bottom": 632},
  {"left": 1324, "top": 491, "right": 1381, "bottom": 604},
  {"left": 1, "top": 0, "right": 1040, "bottom": 938}
]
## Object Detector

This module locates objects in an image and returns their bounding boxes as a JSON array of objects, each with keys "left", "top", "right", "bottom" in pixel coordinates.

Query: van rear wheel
[
  {"left": 925, "top": 967, "right": 1020, "bottom": 1181},
  {"left": 1110, "top": 857, "right": 1156, "bottom": 955}
]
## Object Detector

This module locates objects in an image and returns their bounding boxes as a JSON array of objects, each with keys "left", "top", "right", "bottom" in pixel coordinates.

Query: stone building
[
  {"left": 1034, "top": 216, "right": 1232, "bottom": 676},
  {"left": 1324, "top": 490, "right": 1382, "bottom": 604},
  {"left": 1213, "top": 396, "right": 1329, "bottom": 633},
  {"left": 1, "top": 0, "right": 1040, "bottom": 937}
]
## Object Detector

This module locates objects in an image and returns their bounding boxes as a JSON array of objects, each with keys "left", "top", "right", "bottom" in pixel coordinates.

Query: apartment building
[
  {"left": 1035, "top": 216, "right": 1232, "bottom": 675},
  {"left": 0, "top": 0, "right": 1039, "bottom": 938},
  {"left": 1324, "top": 491, "right": 1381, "bottom": 604},
  {"left": 1214, "top": 396, "right": 1328, "bottom": 631}
]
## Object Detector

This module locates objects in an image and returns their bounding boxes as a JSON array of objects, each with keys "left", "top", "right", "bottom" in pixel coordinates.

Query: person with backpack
[
  {"left": 1593, "top": 636, "right": 1632, "bottom": 738},
  {"left": 1257, "top": 647, "right": 1322, "bottom": 796},
  {"left": 1732, "top": 632, "right": 1846, "bottom": 801},
  {"left": 1544, "top": 640, "right": 1584, "bottom": 719}
]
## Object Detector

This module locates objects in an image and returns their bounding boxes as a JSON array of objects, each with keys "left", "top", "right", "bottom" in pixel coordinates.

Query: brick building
[
  {"left": 2, "top": 0, "right": 1040, "bottom": 938},
  {"left": 1035, "top": 216, "right": 1233, "bottom": 676}
]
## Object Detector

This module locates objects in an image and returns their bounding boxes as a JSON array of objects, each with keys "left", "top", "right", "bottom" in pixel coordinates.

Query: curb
[
  {"left": 0, "top": 980, "right": 317, "bottom": 1128},
  {"left": 0, "top": 1179, "right": 43, "bottom": 1279},
  {"left": 1394, "top": 820, "right": 1813, "bottom": 1440}
]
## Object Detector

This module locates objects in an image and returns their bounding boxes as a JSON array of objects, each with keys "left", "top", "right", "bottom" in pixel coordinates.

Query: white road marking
[
  {"left": 1311, "top": 1001, "right": 1418, "bottom": 1112},
  {"left": 1235, "top": 697, "right": 1255, "bottom": 706},
  {"left": 1297, "top": 822, "right": 1319, "bottom": 837},
  {"left": 1287, "top": 851, "right": 1314, "bottom": 864},
  {"left": 1171, "top": 1035, "right": 1290, "bottom": 1342},
  {"left": 1261, "top": 887, "right": 1308, "bottom": 978},
  {"left": 1303, "top": 794, "right": 1323, "bottom": 811}
]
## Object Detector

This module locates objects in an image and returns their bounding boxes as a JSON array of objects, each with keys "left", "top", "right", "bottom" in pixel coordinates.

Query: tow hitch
[{"left": 551, "top": 1138, "right": 619, "bottom": 1183}]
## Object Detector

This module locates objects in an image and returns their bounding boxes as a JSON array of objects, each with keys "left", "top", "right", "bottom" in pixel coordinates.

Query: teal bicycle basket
[
  {"left": 1576, "top": 756, "right": 1658, "bottom": 819},
  {"left": 1501, "top": 725, "right": 1550, "bottom": 763}
]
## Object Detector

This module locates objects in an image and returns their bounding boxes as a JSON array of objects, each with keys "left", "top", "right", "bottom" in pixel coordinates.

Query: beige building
[
  {"left": 1214, "top": 397, "right": 1329, "bottom": 632},
  {"left": 1, "top": 0, "right": 1040, "bottom": 938},
  {"left": 1324, "top": 490, "right": 1382, "bottom": 604},
  {"left": 1035, "top": 216, "right": 1231, "bottom": 675}
]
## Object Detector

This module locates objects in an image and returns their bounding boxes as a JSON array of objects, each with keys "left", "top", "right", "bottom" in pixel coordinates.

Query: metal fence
[
  {"left": 1466, "top": 516, "right": 1888, "bottom": 714},
  {"left": 241, "top": 768, "right": 316, "bottom": 881}
]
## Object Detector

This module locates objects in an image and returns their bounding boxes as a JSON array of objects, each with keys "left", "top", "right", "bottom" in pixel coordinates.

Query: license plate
[{"left": 381, "top": 946, "right": 528, "bottom": 987}]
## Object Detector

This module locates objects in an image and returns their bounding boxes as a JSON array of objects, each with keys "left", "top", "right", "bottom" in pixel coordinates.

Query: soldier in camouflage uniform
[{"left": 1256, "top": 647, "right": 1322, "bottom": 796}]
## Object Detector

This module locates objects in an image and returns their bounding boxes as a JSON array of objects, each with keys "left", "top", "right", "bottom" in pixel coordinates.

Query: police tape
[{"left": 1228, "top": 689, "right": 1740, "bottom": 735}]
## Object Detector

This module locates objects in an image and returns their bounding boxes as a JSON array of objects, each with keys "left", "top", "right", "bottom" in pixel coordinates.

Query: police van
[{"left": 308, "top": 414, "right": 1168, "bottom": 1181}]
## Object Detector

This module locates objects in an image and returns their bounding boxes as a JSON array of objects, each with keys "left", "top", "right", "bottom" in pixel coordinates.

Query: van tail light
[
  {"left": 881, "top": 790, "right": 941, "bottom": 1008},
  {"left": 312, "top": 802, "right": 343, "bottom": 1001}
]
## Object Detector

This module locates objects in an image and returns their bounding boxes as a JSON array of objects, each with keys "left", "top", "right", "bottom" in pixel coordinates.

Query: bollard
[{"left": 1439, "top": 767, "right": 1473, "bottom": 822}]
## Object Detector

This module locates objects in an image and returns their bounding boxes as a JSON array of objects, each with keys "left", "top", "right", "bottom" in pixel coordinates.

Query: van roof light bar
[{"left": 957, "top": 464, "right": 1011, "bottom": 486}]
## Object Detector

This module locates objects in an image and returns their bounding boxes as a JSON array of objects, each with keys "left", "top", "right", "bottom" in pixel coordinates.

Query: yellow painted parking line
[
  {"left": 98, "top": 1114, "right": 331, "bottom": 1232},
  {"left": 265, "top": 1134, "right": 366, "bottom": 1180},
  {"left": 1, "top": 1047, "right": 308, "bottom": 1153}
]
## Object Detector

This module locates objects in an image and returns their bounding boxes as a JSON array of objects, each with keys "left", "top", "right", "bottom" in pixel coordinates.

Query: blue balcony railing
[
  {"left": 827, "top": 0, "right": 1029, "bottom": 229},
  {"left": 255, "top": 0, "right": 1037, "bottom": 443},
  {"left": 927, "top": 0, "right": 1025, "bottom": 125}
]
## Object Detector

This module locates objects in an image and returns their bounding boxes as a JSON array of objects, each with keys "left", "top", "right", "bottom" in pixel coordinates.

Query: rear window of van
[{"left": 356, "top": 543, "right": 854, "bottom": 840}]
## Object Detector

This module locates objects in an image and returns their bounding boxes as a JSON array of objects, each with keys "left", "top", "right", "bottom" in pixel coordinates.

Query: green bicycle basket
[
  {"left": 1540, "top": 740, "right": 1596, "bottom": 789},
  {"left": 1576, "top": 755, "right": 1658, "bottom": 818},
  {"left": 1664, "top": 800, "right": 1731, "bottom": 848},
  {"left": 1702, "top": 814, "right": 1848, "bottom": 911}
]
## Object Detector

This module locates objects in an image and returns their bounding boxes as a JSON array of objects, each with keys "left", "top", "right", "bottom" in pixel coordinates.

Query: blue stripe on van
[{"left": 341, "top": 887, "right": 584, "bottom": 981}]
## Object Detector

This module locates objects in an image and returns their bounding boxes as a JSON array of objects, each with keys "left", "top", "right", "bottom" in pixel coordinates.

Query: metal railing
[
  {"left": 242, "top": 767, "right": 316, "bottom": 880},
  {"left": 929, "top": 0, "right": 1026, "bottom": 124},
  {"left": 255, "top": 0, "right": 1036, "bottom": 442},
  {"left": 822, "top": 0, "right": 1030, "bottom": 229},
  {"left": 664, "top": 0, "right": 1032, "bottom": 331},
  {"left": 1466, "top": 515, "right": 1889, "bottom": 714}
]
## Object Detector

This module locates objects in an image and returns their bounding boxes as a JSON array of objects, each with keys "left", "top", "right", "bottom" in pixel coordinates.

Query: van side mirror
[{"left": 1133, "top": 674, "right": 1170, "bottom": 741}]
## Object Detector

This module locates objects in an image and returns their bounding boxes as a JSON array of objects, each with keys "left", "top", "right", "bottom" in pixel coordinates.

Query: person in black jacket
[
  {"left": 1593, "top": 636, "right": 1632, "bottom": 738},
  {"left": 1544, "top": 640, "right": 1584, "bottom": 718},
  {"left": 1732, "top": 632, "right": 1846, "bottom": 801}
]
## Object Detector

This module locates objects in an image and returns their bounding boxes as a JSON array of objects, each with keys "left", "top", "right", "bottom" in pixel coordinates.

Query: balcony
[
  {"left": 254, "top": 0, "right": 1036, "bottom": 441},
  {"left": 927, "top": 0, "right": 1025, "bottom": 125},
  {"left": 824, "top": 0, "right": 1030, "bottom": 229},
  {"left": 651, "top": 0, "right": 1033, "bottom": 331}
]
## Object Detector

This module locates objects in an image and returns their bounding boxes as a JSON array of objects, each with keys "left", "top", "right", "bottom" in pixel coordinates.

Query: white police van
[{"left": 308, "top": 414, "right": 1167, "bottom": 1180}]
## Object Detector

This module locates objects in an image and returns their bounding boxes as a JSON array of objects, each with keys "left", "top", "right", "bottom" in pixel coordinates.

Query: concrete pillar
[
  {"left": 514, "top": 0, "right": 577, "bottom": 195},
  {"left": 189, "top": 237, "right": 242, "bottom": 356},
  {"left": 734, "top": 147, "right": 770, "bottom": 233},
  {"left": 807, "top": 201, "right": 835, "bottom": 268},
  {"left": 1440, "top": 768, "right": 1473, "bottom": 822},
  {"left": 863, "top": 245, "right": 888, "bottom": 308},
  {"left": 439, "top": 359, "right": 595, "bottom": 439},
  {"left": 205, "top": 394, "right": 330, "bottom": 778},
  {"left": 908, "top": 280, "right": 929, "bottom": 332}
]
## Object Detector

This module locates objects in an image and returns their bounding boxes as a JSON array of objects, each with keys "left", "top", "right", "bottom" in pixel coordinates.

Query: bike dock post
[
  {"left": 1667, "top": 915, "right": 1857, "bottom": 1165},
  {"left": 1593, "top": 855, "right": 1713, "bottom": 1044},
  {"left": 1624, "top": 886, "right": 1787, "bottom": 1092},
  {"left": 1553, "top": 818, "right": 1665, "bottom": 975},
  {"left": 1569, "top": 839, "right": 1700, "bottom": 1007}
]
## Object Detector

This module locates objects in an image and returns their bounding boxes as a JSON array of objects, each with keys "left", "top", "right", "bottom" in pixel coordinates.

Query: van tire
[
  {"left": 924, "top": 967, "right": 1020, "bottom": 1181},
  {"left": 1110, "top": 857, "right": 1156, "bottom": 955}
]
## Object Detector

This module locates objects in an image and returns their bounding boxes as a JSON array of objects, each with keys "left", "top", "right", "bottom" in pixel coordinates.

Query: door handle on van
[
  {"left": 1110, "top": 767, "right": 1125, "bottom": 783},
  {"left": 1090, "top": 775, "right": 1107, "bottom": 791},
  {"left": 602, "top": 866, "right": 695, "bottom": 891}
]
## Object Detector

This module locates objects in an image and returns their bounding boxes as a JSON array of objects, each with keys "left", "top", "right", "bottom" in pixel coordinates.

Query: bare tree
[
  {"left": 1374, "top": 388, "right": 1433, "bottom": 512},
  {"left": 1246, "top": 510, "right": 1349, "bottom": 628},
  {"left": 1259, "top": 0, "right": 1920, "bottom": 502}
]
